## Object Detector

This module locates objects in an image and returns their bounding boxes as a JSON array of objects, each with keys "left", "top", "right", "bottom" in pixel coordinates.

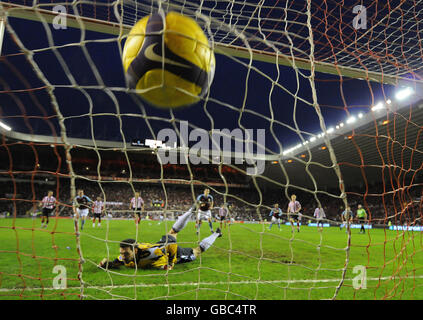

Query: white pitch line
[{"left": 1, "top": 275, "right": 421, "bottom": 292}]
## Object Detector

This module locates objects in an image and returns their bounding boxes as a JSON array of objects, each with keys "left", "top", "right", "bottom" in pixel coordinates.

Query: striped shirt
[
  {"left": 314, "top": 208, "right": 326, "bottom": 219},
  {"left": 93, "top": 201, "right": 104, "bottom": 214},
  {"left": 288, "top": 200, "right": 301, "bottom": 214},
  {"left": 41, "top": 196, "right": 56, "bottom": 209},
  {"left": 219, "top": 207, "right": 228, "bottom": 217},
  {"left": 130, "top": 197, "right": 144, "bottom": 209}
]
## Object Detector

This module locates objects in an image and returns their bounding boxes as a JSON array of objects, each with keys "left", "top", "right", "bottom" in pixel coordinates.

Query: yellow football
[{"left": 122, "top": 11, "right": 215, "bottom": 108}]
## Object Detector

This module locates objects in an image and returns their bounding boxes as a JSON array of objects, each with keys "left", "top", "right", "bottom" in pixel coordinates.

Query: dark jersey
[
  {"left": 197, "top": 194, "right": 213, "bottom": 212},
  {"left": 74, "top": 195, "right": 92, "bottom": 210},
  {"left": 270, "top": 208, "right": 282, "bottom": 219}
]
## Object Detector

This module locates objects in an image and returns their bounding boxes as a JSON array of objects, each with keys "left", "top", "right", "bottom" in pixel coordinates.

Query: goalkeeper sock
[
  {"left": 199, "top": 231, "right": 220, "bottom": 252},
  {"left": 172, "top": 208, "right": 194, "bottom": 233}
]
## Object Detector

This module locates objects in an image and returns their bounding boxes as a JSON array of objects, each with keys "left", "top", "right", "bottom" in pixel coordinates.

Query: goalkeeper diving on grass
[{"left": 98, "top": 207, "right": 222, "bottom": 270}]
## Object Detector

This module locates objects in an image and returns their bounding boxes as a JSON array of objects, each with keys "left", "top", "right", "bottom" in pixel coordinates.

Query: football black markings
[{"left": 126, "top": 13, "right": 211, "bottom": 98}]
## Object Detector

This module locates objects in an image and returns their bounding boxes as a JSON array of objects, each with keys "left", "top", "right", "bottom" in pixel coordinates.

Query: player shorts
[
  {"left": 197, "top": 210, "right": 212, "bottom": 221},
  {"left": 93, "top": 213, "right": 102, "bottom": 219},
  {"left": 289, "top": 213, "right": 302, "bottom": 222},
  {"left": 357, "top": 217, "right": 366, "bottom": 224},
  {"left": 133, "top": 208, "right": 142, "bottom": 217},
  {"left": 42, "top": 207, "right": 54, "bottom": 217},
  {"left": 271, "top": 216, "right": 281, "bottom": 224},
  {"left": 157, "top": 234, "right": 177, "bottom": 245},
  {"left": 218, "top": 215, "right": 226, "bottom": 222},
  {"left": 76, "top": 208, "right": 89, "bottom": 218},
  {"left": 176, "top": 247, "right": 196, "bottom": 264}
]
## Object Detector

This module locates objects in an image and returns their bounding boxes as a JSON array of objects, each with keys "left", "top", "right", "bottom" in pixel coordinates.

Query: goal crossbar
[{"left": 0, "top": 2, "right": 419, "bottom": 86}]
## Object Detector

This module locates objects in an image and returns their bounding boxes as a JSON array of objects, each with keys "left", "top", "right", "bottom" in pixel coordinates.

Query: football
[{"left": 122, "top": 11, "right": 215, "bottom": 108}]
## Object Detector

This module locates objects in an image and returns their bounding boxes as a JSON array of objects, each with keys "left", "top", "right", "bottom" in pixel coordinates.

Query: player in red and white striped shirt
[
  {"left": 130, "top": 192, "right": 144, "bottom": 225},
  {"left": 218, "top": 203, "right": 232, "bottom": 230},
  {"left": 314, "top": 206, "right": 326, "bottom": 231},
  {"left": 39, "top": 191, "right": 56, "bottom": 228},
  {"left": 92, "top": 197, "right": 105, "bottom": 228},
  {"left": 287, "top": 194, "right": 302, "bottom": 233}
]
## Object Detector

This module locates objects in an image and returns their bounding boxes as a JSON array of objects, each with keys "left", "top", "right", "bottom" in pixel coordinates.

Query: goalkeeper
[{"left": 98, "top": 207, "right": 222, "bottom": 270}]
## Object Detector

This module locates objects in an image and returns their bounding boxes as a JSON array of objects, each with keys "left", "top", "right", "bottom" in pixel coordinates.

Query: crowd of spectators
[
  {"left": 2, "top": 144, "right": 422, "bottom": 225},
  {"left": 0, "top": 176, "right": 421, "bottom": 226}
]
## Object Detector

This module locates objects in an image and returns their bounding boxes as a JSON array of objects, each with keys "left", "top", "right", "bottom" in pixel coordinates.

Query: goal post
[{"left": 1, "top": 1, "right": 419, "bottom": 86}]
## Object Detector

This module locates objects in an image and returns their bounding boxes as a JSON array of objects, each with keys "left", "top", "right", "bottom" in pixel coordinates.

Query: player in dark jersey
[
  {"left": 73, "top": 189, "right": 93, "bottom": 231},
  {"left": 194, "top": 188, "right": 214, "bottom": 235},
  {"left": 98, "top": 206, "right": 222, "bottom": 270},
  {"left": 268, "top": 203, "right": 283, "bottom": 231},
  {"left": 340, "top": 206, "right": 353, "bottom": 232}
]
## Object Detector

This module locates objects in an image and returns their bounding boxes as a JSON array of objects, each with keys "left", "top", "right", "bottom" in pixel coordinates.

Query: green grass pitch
[{"left": 0, "top": 217, "right": 422, "bottom": 300}]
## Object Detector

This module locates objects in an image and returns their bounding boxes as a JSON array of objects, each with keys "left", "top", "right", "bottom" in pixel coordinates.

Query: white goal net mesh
[{"left": 0, "top": 0, "right": 422, "bottom": 300}]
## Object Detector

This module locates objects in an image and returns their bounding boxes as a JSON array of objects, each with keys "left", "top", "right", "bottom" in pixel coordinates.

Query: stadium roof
[
  {"left": 3, "top": 0, "right": 423, "bottom": 84},
  {"left": 262, "top": 97, "right": 423, "bottom": 190},
  {"left": 1, "top": 1, "right": 423, "bottom": 192},
  {"left": 2, "top": 96, "right": 423, "bottom": 191}
]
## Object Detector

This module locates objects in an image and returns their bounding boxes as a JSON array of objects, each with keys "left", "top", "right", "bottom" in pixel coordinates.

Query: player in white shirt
[
  {"left": 313, "top": 206, "right": 326, "bottom": 231},
  {"left": 92, "top": 197, "right": 104, "bottom": 228},
  {"left": 158, "top": 213, "right": 164, "bottom": 225},
  {"left": 130, "top": 192, "right": 145, "bottom": 225},
  {"left": 287, "top": 194, "right": 302, "bottom": 233},
  {"left": 217, "top": 203, "right": 232, "bottom": 230},
  {"left": 39, "top": 191, "right": 56, "bottom": 229}
]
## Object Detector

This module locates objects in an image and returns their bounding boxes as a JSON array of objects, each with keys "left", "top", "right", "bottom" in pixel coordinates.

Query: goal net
[{"left": 0, "top": 0, "right": 423, "bottom": 301}]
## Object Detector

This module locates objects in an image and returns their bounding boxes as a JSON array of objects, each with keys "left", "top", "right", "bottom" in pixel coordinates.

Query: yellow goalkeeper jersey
[{"left": 117, "top": 242, "right": 178, "bottom": 270}]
